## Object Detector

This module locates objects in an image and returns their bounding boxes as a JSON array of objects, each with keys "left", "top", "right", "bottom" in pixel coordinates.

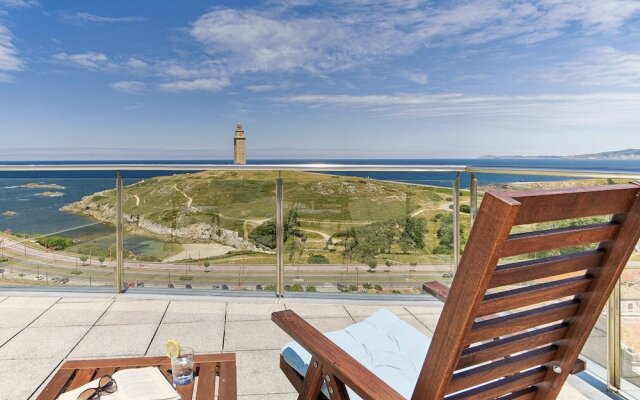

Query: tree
[
  {"left": 79, "top": 255, "right": 88, "bottom": 266},
  {"left": 98, "top": 256, "right": 105, "bottom": 266},
  {"left": 203, "top": 261, "right": 211, "bottom": 272},
  {"left": 385, "top": 259, "right": 392, "bottom": 272},
  {"left": 286, "top": 236, "right": 304, "bottom": 264},
  {"left": 367, "top": 259, "right": 377, "bottom": 272},
  {"left": 249, "top": 209, "right": 306, "bottom": 249}
]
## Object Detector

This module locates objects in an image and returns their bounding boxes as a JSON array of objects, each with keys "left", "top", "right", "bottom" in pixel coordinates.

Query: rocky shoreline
[{"left": 62, "top": 193, "right": 269, "bottom": 253}]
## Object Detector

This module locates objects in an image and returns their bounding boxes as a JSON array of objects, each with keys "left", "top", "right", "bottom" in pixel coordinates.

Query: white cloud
[
  {"left": 543, "top": 47, "right": 640, "bottom": 88},
  {"left": 158, "top": 77, "right": 230, "bottom": 92},
  {"left": 52, "top": 51, "right": 109, "bottom": 70},
  {"left": 126, "top": 58, "right": 148, "bottom": 69},
  {"left": 0, "top": 0, "right": 38, "bottom": 8},
  {"left": 279, "top": 92, "right": 640, "bottom": 126},
  {"left": 404, "top": 71, "right": 429, "bottom": 84},
  {"left": 110, "top": 80, "right": 146, "bottom": 93},
  {"left": 61, "top": 12, "right": 145, "bottom": 24},
  {"left": 0, "top": 25, "right": 23, "bottom": 81},
  {"left": 186, "top": 1, "right": 640, "bottom": 77}
]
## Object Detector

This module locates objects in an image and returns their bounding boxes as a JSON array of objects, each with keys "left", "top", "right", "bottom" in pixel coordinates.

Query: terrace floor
[{"left": 0, "top": 291, "right": 616, "bottom": 400}]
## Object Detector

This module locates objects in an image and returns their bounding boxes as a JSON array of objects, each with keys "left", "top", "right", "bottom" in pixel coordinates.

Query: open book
[{"left": 57, "top": 367, "right": 181, "bottom": 400}]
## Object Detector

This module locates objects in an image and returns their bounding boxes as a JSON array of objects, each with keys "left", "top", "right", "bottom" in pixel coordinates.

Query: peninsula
[{"left": 480, "top": 148, "right": 640, "bottom": 160}]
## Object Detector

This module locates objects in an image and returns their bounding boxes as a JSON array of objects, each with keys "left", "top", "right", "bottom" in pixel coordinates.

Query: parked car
[
  {"left": 212, "top": 284, "right": 221, "bottom": 290},
  {"left": 35, "top": 275, "right": 44, "bottom": 280},
  {"left": 136, "top": 281, "right": 144, "bottom": 287},
  {"left": 167, "top": 283, "right": 175, "bottom": 288},
  {"left": 442, "top": 273, "right": 453, "bottom": 278},
  {"left": 255, "top": 284, "right": 263, "bottom": 291},
  {"left": 221, "top": 284, "right": 229, "bottom": 290},
  {"left": 185, "top": 283, "right": 192, "bottom": 289},
  {"left": 127, "top": 281, "right": 135, "bottom": 287}
]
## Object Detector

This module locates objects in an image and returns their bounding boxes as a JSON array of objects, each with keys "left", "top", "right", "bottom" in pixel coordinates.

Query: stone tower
[{"left": 233, "top": 123, "right": 247, "bottom": 165}]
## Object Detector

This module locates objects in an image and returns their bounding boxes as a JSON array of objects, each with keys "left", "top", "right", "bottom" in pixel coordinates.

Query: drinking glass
[{"left": 171, "top": 347, "right": 194, "bottom": 386}]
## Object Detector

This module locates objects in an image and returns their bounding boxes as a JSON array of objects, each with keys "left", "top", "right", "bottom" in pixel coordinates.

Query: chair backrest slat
[
  {"left": 477, "top": 276, "right": 592, "bottom": 317},
  {"left": 466, "top": 300, "right": 580, "bottom": 345},
  {"left": 489, "top": 250, "right": 604, "bottom": 288},
  {"left": 447, "top": 369, "right": 544, "bottom": 400},
  {"left": 458, "top": 324, "right": 568, "bottom": 370},
  {"left": 500, "top": 222, "right": 619, "bottom": 258},
  {"left": 510, "top": 185, "right": 638, "bottom": 224},
  {"left": 448, "top": 346, "right": 556, "bottom": 395},
  {"left": 412, "top": 183, "right": 640, "bottom": 400}
]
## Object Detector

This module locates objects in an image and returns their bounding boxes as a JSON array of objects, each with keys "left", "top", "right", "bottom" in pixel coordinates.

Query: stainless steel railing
[{"left": 1, "top": 162, "right": 639, "bottom": 396}]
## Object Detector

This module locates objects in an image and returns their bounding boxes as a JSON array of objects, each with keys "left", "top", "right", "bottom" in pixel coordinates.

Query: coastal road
[{"left": 0, "top": 235, "right": 454, "bottom": 273}]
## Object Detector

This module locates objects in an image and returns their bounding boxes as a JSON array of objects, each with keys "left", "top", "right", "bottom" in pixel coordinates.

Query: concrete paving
[{"left": 0, "top": 292, "right": 619, "bottom": 400}]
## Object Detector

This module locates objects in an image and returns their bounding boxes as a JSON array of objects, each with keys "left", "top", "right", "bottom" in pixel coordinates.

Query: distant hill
[{"left": 480, "top": 148, "right": 640, "bottom": 160}]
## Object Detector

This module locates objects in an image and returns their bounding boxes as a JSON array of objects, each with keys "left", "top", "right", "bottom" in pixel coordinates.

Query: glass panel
[
  {"left": 0, "top": 172, "right": 116, "bottom": 288},
  {"left": 120, "top": 170, "right": 276, "bottom": 291},
  {"left": 621, "top": 240, "right": 640, "bottom": 397},
  {"left": 281, "top": 171, "right": 461, "bottom": 294}
]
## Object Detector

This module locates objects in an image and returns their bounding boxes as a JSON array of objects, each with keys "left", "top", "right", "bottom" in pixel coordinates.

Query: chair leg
[
  {"left": 298, "top": 357, "right": 324, "bottom": 400},
  {"left": 325, "top": 373, "right": 349, "bottom": 400}
]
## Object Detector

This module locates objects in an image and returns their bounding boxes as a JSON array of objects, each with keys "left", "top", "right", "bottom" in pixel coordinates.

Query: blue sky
[{"left": 1, "top": 0, "right": 640, "bottom": 160}]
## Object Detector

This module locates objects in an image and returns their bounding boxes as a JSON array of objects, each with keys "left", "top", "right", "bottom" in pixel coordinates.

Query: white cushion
[{"left": 281, "top": 308, "right": 431, "bottom": 399}]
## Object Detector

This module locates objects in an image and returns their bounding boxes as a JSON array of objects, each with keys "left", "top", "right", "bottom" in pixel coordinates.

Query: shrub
[
  {"left": 264, "top": 284, "right": 277, "bottom": 292},
  {"left": 392, "top": 289, "right": 401, "bottom": 294},
  {"left": 305, "top": 285, "right": 317, "bottom": 292},
  {"left": 287, "top": 283, "right": 304, "bottom": 292},
  {"left": 179, "top": 275, "right": 193, "bottom": 281},
  {"left": 18, "top": 273, "right": 25, "bottom": 277},
  {"left": 374, "top": 284, "right": 383, "bottom": 291},
  {"left": 70, "top": 270, "right": 83, "bottom": 275},
  {"left": 348, "top": 284, "right": 357, "bottom": 292},
  {"left": 460, "top": 204, "right": 471, "bottom": 214},
  {"left": 0, "top": 257, "right": 8, "bottom": 263},
  {"left": 307, "top": 254, "right": 329, "bottom": 264},
  {"left": 36, "top": 236, "right": 73, "bottom": 250},
  {"left": 362, "top": 282, "right": 373, "bottom": 289}
]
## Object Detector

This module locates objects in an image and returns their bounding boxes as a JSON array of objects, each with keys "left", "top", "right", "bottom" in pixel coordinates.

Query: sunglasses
[{"left": 77, "top": 375, "right": 118, "bottom": 400}]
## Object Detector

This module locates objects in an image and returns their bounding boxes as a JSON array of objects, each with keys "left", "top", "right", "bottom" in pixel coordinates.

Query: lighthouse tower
[{"left": 233, "top": 123, "right": 246, "bottom": 165}]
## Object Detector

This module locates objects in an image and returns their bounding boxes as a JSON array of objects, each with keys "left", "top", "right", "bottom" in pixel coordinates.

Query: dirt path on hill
[
  {"left": 300, "top": 228, "right": 331, "bottom": 242},
  {"left": 173, "top": 184, "right": 193, "bottom": 208},
  {"left": 243, "top": 218, "right": 270, "bottom": 239}
]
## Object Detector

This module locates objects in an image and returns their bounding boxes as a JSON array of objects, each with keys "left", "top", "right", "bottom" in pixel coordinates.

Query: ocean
[{"left": 1, "top": 158, "right": 638, "bottom": 256}]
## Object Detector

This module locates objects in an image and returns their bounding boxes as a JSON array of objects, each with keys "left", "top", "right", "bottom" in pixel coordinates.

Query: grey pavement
[{"left": 0, "top": 292, "right": 616, "bottom": 400}]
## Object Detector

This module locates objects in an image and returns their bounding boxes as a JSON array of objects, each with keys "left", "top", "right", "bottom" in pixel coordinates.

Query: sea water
[{"left": 1, "top": 158, "right": 638, "bottom": 237}]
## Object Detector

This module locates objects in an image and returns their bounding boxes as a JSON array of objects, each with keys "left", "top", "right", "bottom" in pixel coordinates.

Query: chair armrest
[
  {"left": 272, "top": 310, "right": 405, "bottom": 400},
  {"left": 423, "top": 280, "right": 450, "bottom": 302}
]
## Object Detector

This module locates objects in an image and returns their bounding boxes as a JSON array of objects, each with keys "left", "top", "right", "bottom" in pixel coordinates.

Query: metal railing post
[
  {"left": 470, "top": 173, "right": 478, "bottom": 226},
  {"left": 453, "top": 173, "right": 461, "bottom": 273},
  {"left": 276, "top": 176, "right": 285, "bottom": 297},
  {"left": 115, "top": 171, "right": 125, "bottom": 293},
  {"left": 607, "top": 280, "right": 621, "bottom": 392}
]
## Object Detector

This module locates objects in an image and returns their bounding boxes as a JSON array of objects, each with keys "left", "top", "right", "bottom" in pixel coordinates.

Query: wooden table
[{"left": 36, "top": 353, "right": 237, "bottom": 400}]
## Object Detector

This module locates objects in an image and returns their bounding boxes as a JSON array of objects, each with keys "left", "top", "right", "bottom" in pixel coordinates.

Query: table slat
[
  {"left": 195, "top": 362, "right": 218, "bottom": 400},
  {"left": 36, "top": 368, "right": 75, "bottom": 400},
  {"left": 67, "top": 368, "right": 96, "bottom": 391},
  {"left": 219, "top": 360, "right": 237, "bottom": 400}
]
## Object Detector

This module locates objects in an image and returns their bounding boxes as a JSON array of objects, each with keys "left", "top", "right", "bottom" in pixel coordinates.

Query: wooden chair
[{"left": 272, "top": 183, "right": 640, "bottom": 400}]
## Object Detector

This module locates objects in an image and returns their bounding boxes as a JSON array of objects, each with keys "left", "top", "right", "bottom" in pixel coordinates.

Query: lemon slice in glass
[{"left": 164, "top": 339, "right": 181, "bottom": 359}]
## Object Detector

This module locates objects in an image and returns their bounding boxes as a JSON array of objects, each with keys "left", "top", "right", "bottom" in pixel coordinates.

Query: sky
[{"left": 1, "top": 0, "right": 640, "bottom": 160}]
